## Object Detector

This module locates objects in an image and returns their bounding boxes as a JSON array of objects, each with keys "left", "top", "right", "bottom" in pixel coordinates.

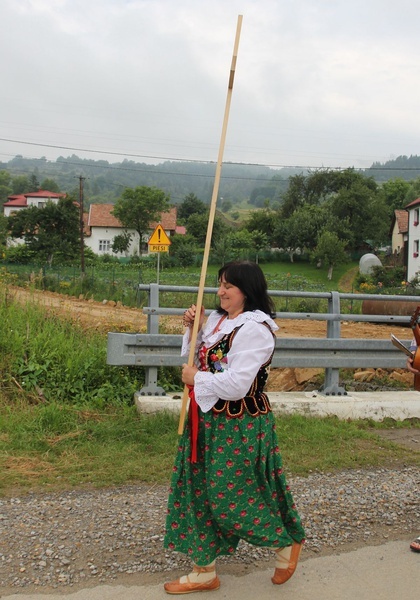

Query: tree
[
  {"left": 249, "top": 230, "right": 270, "bottom": 263},
  {"left": 8, "top": 197, "right": 80, "bottom": 265},
  {"left": 169, "top": 233, "right": 198, "bottom": 267},
  {"left": 404, "top": 177, "right": 420, "bottom": 204},
  {"left": 327, "top": 179, "right": 388, "bottom": 252},
  {"left": 112, "top": 231, "right": 132, "bottom": 255},
  {"left": 379, "top": 178, "right": 411, "bottom": 216},
  {"left": 273, "top": 204, "right": 329, "bottom": 262},
  {"left": 220, "top": 198, "right": 233, "bottom": 213},
  {"left": 243, "top": 207, "right": 278, "bottom": 244},
  {"left": 211, "top": 235, "right": 233, "bottom": 266},
  {"left": 229, "top": 230, "right": 254, "bottom": 259},
  {"left": 40, "top": 178, "right": 61, "bottom": 193},
  {"left": 177, "top": 193, "right": 207, "bottom": 223},
  {"left": 0, "top": 213, "right": 8, "bottom": 251},
  {"left": 28, "top": 173, "right": 40, "bottom": 191},
  {"left": 313, "top": 230, "right": 348, "bottom": 280},
  {"left": 0, "top": 170, "right": 12, "bottom": 204},
  {"left": 186, "top": 212, "right": 229, "bottom": 248},
  {"left": 280, "top": 174, "right": 307, "bottom": 218},
  {"left": 112, "top": 186, "right": 170, "bottom": 255},
  {"left": 11, "top": 175, "right": 30, "bottom": 195}
]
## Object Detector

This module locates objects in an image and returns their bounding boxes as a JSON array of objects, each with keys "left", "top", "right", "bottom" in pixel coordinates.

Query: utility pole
[{"left": 79, "top": 175, "right": 86, "bottom": 274}]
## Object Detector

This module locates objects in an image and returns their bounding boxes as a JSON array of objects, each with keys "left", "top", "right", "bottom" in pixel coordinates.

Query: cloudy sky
[{"left": 1, "top": 0, "right": 420, "bottom": 171}]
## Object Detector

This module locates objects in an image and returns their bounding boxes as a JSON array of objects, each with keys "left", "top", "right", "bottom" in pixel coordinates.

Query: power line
[
  {"left": 0, "top": 137, "right": 213, "bottom": 165},
  {"left": 1, "top": 136, "right": 420, "bottom": 176}
]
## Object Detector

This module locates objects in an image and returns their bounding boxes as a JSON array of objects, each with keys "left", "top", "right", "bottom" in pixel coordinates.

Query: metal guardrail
[{"left": 106, "top": 284, "right": 418, "bottom": 396}]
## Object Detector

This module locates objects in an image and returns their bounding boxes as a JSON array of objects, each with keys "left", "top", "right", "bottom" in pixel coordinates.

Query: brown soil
[{"left": 6, "top": 285, "right": 412, "bottom": 340}]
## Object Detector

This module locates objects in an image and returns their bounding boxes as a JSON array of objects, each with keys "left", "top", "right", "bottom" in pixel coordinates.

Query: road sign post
[{"left": 148, "top": 224, "right": 171, "bottom": 284}]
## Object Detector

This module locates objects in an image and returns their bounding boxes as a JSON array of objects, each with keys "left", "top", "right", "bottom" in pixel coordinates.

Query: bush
[
  {"left": 5, "top": 244, "right": 36, "bottom": 264},
  {"left": 0, "top": 296, "right": 142, "bottom": 406}
]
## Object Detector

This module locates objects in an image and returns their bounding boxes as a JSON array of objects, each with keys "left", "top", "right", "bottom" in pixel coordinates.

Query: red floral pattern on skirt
[{"left": 164, "top": 408, "right": 305, "bottom": 566}]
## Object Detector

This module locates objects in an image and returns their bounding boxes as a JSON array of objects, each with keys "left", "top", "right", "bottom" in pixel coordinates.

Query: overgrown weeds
[{"left": 0, "top": 289, "right": 143, "bottom": 406}]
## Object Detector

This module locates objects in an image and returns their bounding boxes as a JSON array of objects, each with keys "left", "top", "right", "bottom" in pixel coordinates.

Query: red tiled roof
[
  {"left": 24, "top": 189, "right": 65, "bottom": 199},
  {"left": 405, "top": 197, "right": 420, "bottom": 209},
  {"left": 3, "top": 195, "right": 27, "bottom": 207},
  {"left": 88, "top": 204, "right": 177, "bottom": 231},
  {"left": 4, "top": 189, "right": 66, "bottom": 207},
  {"left": 151, "top": 207, "right": 177, "bottom": 230},
  {"left": 394, "top": 209, "right": 408, "bottom": 233},
  {"left": 88, "top": 204, "right": 121, "bottom": 228}
]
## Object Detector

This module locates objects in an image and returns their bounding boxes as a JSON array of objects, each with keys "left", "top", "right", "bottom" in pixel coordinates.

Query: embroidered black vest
[{"left": 199, "top": 323, "right": 274, "bottom": 418}]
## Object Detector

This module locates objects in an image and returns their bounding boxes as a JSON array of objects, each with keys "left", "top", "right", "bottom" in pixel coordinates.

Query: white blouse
[{"left": 182, "top": 310, "right": 278, "bottom": 413}]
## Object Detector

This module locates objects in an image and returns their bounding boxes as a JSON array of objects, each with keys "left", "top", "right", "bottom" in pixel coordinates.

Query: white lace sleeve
[{"left": 181, "top": 312, "right": 224, "bottom": 358}]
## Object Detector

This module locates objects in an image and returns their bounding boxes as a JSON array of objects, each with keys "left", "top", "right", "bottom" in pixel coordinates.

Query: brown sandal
[
  {"left": 272, "top": 542, "right": 303, "bottom": 585},
  {"left": 164, "top": 564, "right": 220, "bottom": 595},
  {"left": 410, "top": 537, "right": 420, "bottom": 553}
]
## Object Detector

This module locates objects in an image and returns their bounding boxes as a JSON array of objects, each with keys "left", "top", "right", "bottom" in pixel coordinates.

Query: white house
[
  {"left": 3, "top": 192, "right": 181, "bottom": 256},
  {"left": 405, "top": 198, "right": 420, "bottom": 281},
  {"left": 84, "top": 204, "right": 179, "bottom": 256},
  {"left": 3, "top": 190, "right": 66, "bottom": 216}
]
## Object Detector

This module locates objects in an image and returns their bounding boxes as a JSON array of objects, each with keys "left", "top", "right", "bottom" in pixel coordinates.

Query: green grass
[
  {"left": 0, "top": 287, "right": 146, "bottom": 408},
  {"left": 1, "top": 262, "right": 417, "bottom": 497},
  {"left": 1, "top": 402, "right": 419, "bottom": 496},
  {"left": 0, "top": 402, "right": 179, "bottom": 493}
]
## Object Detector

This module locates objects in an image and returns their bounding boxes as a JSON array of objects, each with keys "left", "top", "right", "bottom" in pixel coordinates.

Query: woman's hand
[
  {"left": 182, "top": 304, "right": 205, "bottom": 330},
  {"left": 182, "top": 363, "right": 199, "bottom": 386},
  {"left": 406, "top": 356, "right": 420, "bottom": 374}
]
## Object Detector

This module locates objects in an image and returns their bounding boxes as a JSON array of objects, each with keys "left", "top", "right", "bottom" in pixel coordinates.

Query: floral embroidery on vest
[{"left": 199, "top": 323, "right": 273, "bottom": 418}]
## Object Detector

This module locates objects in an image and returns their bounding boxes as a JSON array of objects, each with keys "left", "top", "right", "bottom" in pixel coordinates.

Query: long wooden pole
[{"left": 177, "top": 15, "right": 243, "bottom": 434}]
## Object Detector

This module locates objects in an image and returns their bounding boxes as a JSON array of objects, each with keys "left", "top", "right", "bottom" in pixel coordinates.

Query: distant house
[
  {"left": 3, "top": 190, "right": 66, "bottom": 217},
  {"left": 84, "top": 204, "right": 178, "bottom": 256},
  {"left": 3, "top": 193, "right": 180, "bottom": 257},
  {"left": 405, "top": 198, "right": 420, "bottom": 281},
  {"left": 390, "top": 209, "right": 408, "bottom": 265}
]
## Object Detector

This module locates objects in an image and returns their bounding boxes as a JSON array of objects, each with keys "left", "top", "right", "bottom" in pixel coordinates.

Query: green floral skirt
[{"left": 164, "top": 407, "right": 305, "bottom": 566}]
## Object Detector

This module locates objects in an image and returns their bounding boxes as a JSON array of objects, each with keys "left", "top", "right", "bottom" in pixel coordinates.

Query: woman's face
[{"left": 217, "top": 276, "right": 246, "bottom": 319}]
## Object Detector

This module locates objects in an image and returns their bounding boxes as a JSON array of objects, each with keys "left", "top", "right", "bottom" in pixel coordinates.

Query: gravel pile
[{"left": 0, "top": 466, "right": 418, "bottom": 591}]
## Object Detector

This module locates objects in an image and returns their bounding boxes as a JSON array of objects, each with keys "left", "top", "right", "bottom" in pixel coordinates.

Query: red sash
[
  {"left": 188, "top": 314, "right": 227, "bottom": 463},
  {"left": 188, "top": 385, "right": 199, "bottom": 463}
]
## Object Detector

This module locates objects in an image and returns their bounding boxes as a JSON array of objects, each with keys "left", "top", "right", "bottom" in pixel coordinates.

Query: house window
[
  {"left": 99, "top": 240, "right": 112, "bottom": 252},
  {"left": 38, "top": 202, "right": 45, "bottom": 208},
  {"left": 415, "top": 209, "right": 420, "bottom": 226},
  {"left": 414, "top": 240, "right": 419, "bottom": 258}
]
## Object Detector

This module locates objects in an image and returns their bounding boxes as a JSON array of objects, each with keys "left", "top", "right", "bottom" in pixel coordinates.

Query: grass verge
[{"left": 1, "top": 401, "right": 419, "bottom": 497}]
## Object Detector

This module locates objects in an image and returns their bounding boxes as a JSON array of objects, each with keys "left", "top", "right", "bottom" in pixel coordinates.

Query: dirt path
[{"left": 7, "top": 285, "right": 412, "bottom": 340}]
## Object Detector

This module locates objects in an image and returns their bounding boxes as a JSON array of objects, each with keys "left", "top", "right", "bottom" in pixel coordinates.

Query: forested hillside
[
  {"left": 368, "top": 154, "right": 420, "bottom": 182},
  {"left": 2, "top": 153, "right": 420, "bottom": 207},
  {"left": 0, "top": 155, "right": 294, "bottom": 207}
]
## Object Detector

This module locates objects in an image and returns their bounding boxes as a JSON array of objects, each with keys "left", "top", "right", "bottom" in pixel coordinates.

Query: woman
[{"left": 164, "top": 261, "right": 305, "bottom": 594}]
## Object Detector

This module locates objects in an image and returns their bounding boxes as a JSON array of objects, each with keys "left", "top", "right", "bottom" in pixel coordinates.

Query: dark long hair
[{"left": 216, "top": 260, "right": 276, "bottom": 317}]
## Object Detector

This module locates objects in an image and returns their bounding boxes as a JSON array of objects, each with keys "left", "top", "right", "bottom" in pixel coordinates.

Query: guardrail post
[
  {"left": 140, "top": 283, "right": 165, "bottom": 395},
  {"left": 319, "top": 291, "right": 347, "bottom": 396}
]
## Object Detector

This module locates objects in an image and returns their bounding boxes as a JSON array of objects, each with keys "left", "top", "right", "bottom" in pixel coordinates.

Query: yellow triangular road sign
[{"left": 148, "top": 224, "right": 171, "bottom": 245}]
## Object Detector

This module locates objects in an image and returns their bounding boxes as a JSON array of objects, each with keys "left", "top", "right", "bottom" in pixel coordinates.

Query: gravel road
[{"left": 1, "top": 466, "right": 418, "bottom": 594}]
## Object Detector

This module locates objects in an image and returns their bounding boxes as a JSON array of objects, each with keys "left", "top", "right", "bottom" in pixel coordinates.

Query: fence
[{"left": 106, "top": 284, "right": 418, "bottom": 396}]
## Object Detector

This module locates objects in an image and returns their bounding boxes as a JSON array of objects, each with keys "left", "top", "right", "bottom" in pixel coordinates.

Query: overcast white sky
[{"left": 1, "top": 0, "right": 420, "bottom": 170}]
